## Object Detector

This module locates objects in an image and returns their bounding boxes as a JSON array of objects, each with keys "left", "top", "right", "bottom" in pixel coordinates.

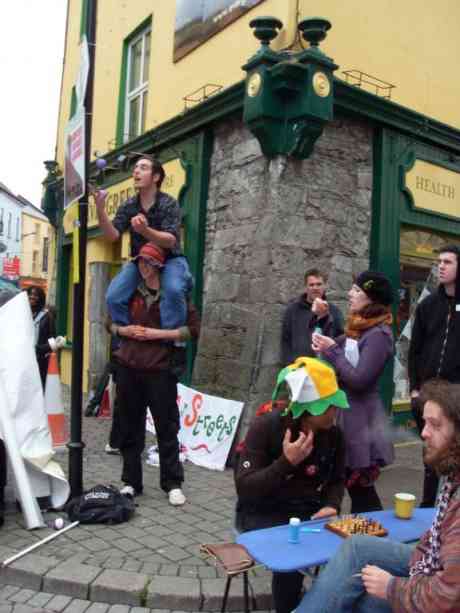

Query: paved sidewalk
[{"left": 0, "top": 387, "right": 425, "bottom": 610}]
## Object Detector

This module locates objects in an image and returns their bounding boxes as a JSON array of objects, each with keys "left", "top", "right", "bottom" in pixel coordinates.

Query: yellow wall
[
  {"left": 56, "top": 0, "right": 460, "bottom": 171},
  {"left": 21, "top": 212, "right": 53, "bottom": 283}
]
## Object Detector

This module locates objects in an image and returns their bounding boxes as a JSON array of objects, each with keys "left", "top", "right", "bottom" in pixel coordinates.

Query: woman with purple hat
[{"left": 312, "top": 271, "right": 395, "bottom": 513}]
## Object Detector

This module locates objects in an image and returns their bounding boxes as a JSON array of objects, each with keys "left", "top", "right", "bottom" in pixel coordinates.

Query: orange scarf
[{"left": 345, "top": 308, "right": 393, "bottom": 340}]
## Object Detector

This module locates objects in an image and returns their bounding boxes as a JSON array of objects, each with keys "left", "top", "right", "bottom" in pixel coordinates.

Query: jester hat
[{"left": 272, "top": 357, "right": 349, "bottom": 419}]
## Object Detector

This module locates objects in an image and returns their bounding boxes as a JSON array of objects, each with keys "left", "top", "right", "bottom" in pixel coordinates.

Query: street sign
[{"left": 64, "top": 106, "right": 85, "bottom": 209}]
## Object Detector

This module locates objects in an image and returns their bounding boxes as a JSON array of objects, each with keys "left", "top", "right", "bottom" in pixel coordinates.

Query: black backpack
[{"left": 66, "top": 484, "right": 135, "bottom": 524}]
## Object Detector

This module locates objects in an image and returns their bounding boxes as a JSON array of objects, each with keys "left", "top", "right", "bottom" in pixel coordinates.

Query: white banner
[
  {"left": 0, "top": 293, "right": 69, "bottom": 521},
  {"left": 146, "top": 383, "right": 244, "bottom": 471}
]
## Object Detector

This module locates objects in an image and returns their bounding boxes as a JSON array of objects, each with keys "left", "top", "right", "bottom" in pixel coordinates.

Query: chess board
[{"left": 325, "top": 515, "right": 388, "bottom": 538}]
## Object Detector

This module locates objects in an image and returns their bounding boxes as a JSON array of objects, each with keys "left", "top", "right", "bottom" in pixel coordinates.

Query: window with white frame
[
  {"left": 16, "top": 217, "right": 20, "bottom": 241},
  {"left": 124, "top": 27, "right": 151, "bottom": 142},
  {"left": 0, "top": 209, "right": 3, "bottom": 235},
  {"left": 7, "top": 213, "right": 12, "bottom": 238}
]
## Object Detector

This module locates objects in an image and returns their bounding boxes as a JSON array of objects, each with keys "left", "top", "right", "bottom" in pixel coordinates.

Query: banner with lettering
[{"left": 146, "top": 383, "right": 244, "bottom": 471}]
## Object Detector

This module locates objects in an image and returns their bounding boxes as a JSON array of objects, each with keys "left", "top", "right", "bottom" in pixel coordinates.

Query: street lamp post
[{"left": 68, "top": 0, "right": 98, "bottom": 498}]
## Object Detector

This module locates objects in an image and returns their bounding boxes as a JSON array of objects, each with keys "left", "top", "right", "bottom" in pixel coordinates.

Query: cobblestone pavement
[{"left": 0, "top": 386, "right": 425, "bottom": 610}]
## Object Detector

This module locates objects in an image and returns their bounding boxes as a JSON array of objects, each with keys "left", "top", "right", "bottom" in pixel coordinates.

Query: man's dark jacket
[
  {"left": 281, "top": 294, "right": 344, "bottom": 366},
  {"left": 408, "top": 286, "right": 460, "bottom": 390}
]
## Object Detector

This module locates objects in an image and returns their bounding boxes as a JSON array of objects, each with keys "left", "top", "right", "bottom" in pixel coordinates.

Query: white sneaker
[
  {"left": 120, "top": 485, "right": 135, "bottom": 498},
  {"left": 168, "top": 488, "right": 186, "bottom": 506},
  {"left": 105, "top": 444, "right": 120, "bottom": 455}
]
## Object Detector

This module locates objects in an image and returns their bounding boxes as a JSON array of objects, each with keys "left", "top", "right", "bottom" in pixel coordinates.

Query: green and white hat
[{"left": 272, "top": 357, "right": 349, "bottom": 419}]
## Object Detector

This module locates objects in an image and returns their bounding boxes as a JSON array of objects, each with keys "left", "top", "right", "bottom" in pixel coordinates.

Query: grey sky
[{"left": 0, "top": 1, "right": 67, "bottom": 206}]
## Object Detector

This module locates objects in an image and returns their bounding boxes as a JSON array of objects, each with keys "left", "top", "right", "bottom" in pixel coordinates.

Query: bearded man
[{"left": 295, "top": 378, "right": 460, "bottom": 613}]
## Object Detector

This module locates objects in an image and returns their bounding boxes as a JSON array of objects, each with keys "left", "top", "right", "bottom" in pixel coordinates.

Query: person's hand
[
  {"left": 93, "top": 189, "right": 108, "bottom": 209},
  {"left": 283, "top": 429, "right": 314, "bottom": 466},
  {"left": 311, "top": 332, "right": 336, "bottom": 353},
  {"left": 131, "top": 214, "right": 148, "bottom": 235},
  {"left": 361, "top": 565, "right": 392, "bottom": 600},
  {"left": 48, "top": 336, "right": 66, "bottom": 351},
  {"left": 118, "top": 325, "right": 149, "bottom": 340},
  {"left": 411, "top": 390, "right": 420, "bottom": 398},
  {"left": 311, "top": 506, "right": 337, "bottom": 520},
  {"left": 312, "top": 298, "right": 329, "bottom": 319}
]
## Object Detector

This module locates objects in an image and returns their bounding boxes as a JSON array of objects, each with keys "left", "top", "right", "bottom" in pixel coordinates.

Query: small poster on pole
[{"left": 64, "top": 106, "right": 85, "bottom": 210}]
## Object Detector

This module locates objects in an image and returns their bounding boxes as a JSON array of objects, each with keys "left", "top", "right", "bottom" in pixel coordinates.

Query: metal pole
[{"left": 68, "top": 0, "right": 98, "bottom": 498}]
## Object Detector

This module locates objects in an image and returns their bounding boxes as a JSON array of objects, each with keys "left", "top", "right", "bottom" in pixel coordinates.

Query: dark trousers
[
  {"left": 412, "top": 397, "right": 439, "bottom": 507},
  {"left": 116, "top": 366, "right": 184, "bottom": 493},
  {"left": 272, "top": 571, "right": 304, "bottom": 613},
  {"left": 37, "top": 356, "right": 48, "bottom": 391},
  {"left": 348, "top": 484, "right": 383, "bottom": 514}
]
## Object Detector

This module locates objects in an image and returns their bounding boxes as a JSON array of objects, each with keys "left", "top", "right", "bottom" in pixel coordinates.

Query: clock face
[
  {"left": 247, "top": 72, "right": 262, "bottom": 97},
  {"left": 312, "top": 72, "right": 331, "bottom": 98}
]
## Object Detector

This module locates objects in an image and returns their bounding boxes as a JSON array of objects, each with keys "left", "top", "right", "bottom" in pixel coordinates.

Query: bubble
[{"left": 96, "top": 158, "right": 107, "bottom": 170}]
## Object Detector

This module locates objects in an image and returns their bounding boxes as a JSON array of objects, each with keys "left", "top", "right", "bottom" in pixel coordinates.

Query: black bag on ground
[{"left": 66, "top": 484, "right": 135, "bottom": 524}]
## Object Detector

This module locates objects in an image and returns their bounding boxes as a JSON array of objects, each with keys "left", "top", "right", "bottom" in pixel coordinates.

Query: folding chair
[{"left": 200, "top": 543, "right": 255, "bottom": 613}]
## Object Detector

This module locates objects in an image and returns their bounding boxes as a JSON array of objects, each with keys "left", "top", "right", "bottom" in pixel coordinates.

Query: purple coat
[{"left": 323, "top": 324, "right": 394, "bottom": 470}]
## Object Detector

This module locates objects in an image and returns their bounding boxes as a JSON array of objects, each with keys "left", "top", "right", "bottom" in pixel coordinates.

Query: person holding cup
[
  {"left": 311, "top": 271, "right": 395, "bottom": 513},
  {"left": 296, "top": 379, "right": 460, "bottom": 613}
]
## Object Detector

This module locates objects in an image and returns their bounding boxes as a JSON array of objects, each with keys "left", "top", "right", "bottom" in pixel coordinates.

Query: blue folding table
[{"left": 236, "top": 508, "right": 435, "bottom": 572}]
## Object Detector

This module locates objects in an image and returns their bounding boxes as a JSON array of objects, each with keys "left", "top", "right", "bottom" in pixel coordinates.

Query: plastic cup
[
  {"left": 288, "top": 517, "right": 300, "bottom": 543},
  {"left": 394, "top": 493, "right": 416, "bottom": 519}
]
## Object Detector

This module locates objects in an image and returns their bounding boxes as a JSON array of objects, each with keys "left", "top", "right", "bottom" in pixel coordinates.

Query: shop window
[
  {"left": 116, "top": 17, "right": 152, "bottom": 146},
  {"left": 393, "top": 227, "right": 460, "bottom": 404}
]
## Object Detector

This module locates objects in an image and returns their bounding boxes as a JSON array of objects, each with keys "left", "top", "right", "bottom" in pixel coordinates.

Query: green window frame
[{"left": 116, "top": 16, "right": 152, "bottom": 147}]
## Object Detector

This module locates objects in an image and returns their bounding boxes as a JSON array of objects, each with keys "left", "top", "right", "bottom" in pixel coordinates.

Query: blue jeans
[
  {"left": 106, "top": 256, "right": 193, "bottom": 328},
  {"left": 296, "top": 536, "right": 413, "bottom": 613}
]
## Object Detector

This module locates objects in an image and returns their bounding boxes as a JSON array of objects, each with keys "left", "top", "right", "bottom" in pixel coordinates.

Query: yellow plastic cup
[{"left": 394, "top": 493, "right": 416, "bottom": 519}]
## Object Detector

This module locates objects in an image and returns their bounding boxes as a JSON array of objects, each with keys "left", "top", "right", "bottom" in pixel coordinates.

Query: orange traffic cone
[
  {"left": 44, "top": 352, "right": 68, "bottom": 449},
  {"left": 97, "top": 384, "right": 112, "bottom": 419}
]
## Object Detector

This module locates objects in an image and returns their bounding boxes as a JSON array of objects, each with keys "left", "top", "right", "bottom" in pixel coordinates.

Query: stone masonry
[{"left": 193, "top": 115, "right": 373, "bottom": 434}]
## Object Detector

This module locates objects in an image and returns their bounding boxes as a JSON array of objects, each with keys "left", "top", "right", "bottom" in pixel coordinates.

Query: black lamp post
[{"left": 68, "top": 0, "right": 98, "bottom": 499}]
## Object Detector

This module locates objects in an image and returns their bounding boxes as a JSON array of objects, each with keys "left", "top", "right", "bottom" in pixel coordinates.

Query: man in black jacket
[
  {"left": 281, "top": 269, "right": 344, "bottom": 366},
  {"left": 409, "top": 244, "right": 460, "bottom": 506}
]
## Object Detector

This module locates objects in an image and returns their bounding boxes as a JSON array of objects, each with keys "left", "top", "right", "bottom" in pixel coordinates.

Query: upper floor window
[
  {"left": 16, "top": 217, "right": 20, "bottom": 241},
  {"left": 124, "top": 27, "right": 151, "bottom": 142},
  {"left": 7, "top": 213, "right": 12, "bottom": 238},
  {"left": 42, "top": 237, "right": 49, "bottom": 272},
  {"left": 32, "top": 250, "right": 39, "bottom": 274},
  {"left": 34, "top": 223, "right": 40, "bottom": 244},
  {"left": 0, "top": 209, "right": 3, "bottom": 235}
]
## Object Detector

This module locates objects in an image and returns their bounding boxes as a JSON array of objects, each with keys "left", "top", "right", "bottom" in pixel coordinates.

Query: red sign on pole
[{"left": 3, "top": 256, "right": 20, "bottom": 279}]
